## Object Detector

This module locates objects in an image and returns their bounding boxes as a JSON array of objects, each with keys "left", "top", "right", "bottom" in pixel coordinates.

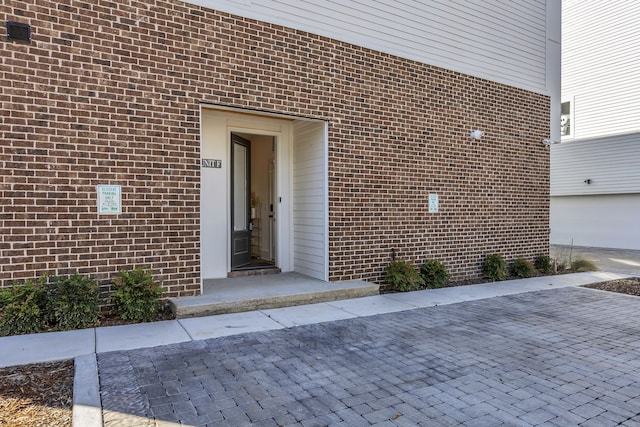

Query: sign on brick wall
[
  {"left": 97, "top": 185, "right": 122, "bottom": 215},
  {"left": 429, "top": 194, "right": 439, "bottom": 213}
]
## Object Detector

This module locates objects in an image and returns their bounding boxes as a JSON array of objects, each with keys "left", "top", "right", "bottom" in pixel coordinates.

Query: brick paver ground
[{"left": 98, "top": 287, "right": 640, "bottom": 426}]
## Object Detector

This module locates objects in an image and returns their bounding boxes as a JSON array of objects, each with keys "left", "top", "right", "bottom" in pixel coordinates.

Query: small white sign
[
  {"left": 97, "top": 185, "right": 122, "bottom": 215},
  {"left": 428, "top": 193, "right": 439, "bottom": 213}
]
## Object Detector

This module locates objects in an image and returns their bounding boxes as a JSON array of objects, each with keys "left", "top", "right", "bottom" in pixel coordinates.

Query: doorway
[
  {"left": 200, "top": 107, "right": 328, "bottom": 283},
  {"left": 230, "top": 132, "right": 276, "bottom": 271}
]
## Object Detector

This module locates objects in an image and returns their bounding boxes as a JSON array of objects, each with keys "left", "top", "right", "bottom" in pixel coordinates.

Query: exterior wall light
[{"left": 469, "top": 130, "right": 484, "bottom": 140}]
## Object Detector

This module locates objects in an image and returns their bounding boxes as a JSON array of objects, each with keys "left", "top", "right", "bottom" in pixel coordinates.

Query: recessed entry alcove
[{"left": 199, "top": 106, "right": 328, "bottom": 292}]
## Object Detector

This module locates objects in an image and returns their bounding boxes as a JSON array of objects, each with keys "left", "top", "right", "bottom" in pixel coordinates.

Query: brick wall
[{"left": 1, "top": 0, "right": 549, "bottom": 295}]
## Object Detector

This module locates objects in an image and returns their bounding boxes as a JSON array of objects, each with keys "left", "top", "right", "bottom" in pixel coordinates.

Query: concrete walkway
[
  {"left": 0, "top": 271, "right": 636, "bottom": 426},
  {"left": 0, "top": 271, "right": 629, "bottom": 369}
]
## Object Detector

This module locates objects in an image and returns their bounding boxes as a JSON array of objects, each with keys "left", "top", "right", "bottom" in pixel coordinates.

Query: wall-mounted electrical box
[{"left": 6, "top": 21, "right": 31, "bottom": 43}]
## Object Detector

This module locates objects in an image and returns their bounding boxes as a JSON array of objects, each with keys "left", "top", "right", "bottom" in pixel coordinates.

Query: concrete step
[
  {"left": 169, "top": 273, "right": 379, "bottom": 319},
  {"left": 227, "top": 267, "right": 281, "bottom": 278}
]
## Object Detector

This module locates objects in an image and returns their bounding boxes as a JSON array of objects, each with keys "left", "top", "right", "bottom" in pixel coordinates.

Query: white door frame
[
  {"left": 199, "top": 106, "right": 294, "bottom": 288},
  {"left": 226, "top": 125, "right": 293, "bottom": 274}
]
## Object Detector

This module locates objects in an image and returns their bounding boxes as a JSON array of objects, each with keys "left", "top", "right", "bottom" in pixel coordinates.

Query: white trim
[
  {"left": 199, "top": 102, "right": 304, "bottom": 121},
  {"left": 323, "top": 121, "right": 329, "bottom": 282},
  {"left": 560, "top": 97, "right": 575, "bottom": 141},
  {"left": 227, "top": 127, "right": 287, "bottom": 271},
  {"left": 560, "top": 130, "right": 640, "bottom": 145},
  {"left": 547, "top": 0, "right": 562, "bottom": 142}
]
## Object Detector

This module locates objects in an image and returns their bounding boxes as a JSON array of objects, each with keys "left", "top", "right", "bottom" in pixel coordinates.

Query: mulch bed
[
  {"left": 584, "top": 277, "right": 640, "bottom": 296},
  {"left": 98, "top": 303, "right": 175, "bottom": 328},
  {"left": 0, "top": 360, "right": 74, "bottom": 427},
  {"left": 2, "top": 277, "right": 639, "bottom": 425},
  {"left": 0, "top": 304, "right": 175, "bottom": 426}
]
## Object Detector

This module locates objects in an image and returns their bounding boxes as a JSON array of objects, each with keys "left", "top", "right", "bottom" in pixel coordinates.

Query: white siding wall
[
  {"left": 186, "top": 0, "right": 555, "bottom": 97},
  {"left": 562, "top": 0, "right": 640, "bottom": 139},
  {"left": 550, "top": 132, "right": 640, "bottom": 196},
  {"left": 550, "top": 194, "right": 640, "bottom": 250},
  {"left": 550, "top": 1, "right": 640, "bottom": 251},
  {"left": 292, "top": 120, "right": 327, "bottom": 280}
]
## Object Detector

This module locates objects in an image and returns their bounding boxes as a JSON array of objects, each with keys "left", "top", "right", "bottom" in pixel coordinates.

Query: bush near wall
[
  {"left": 420, "top": 260, "right": 450, "bottom": 289},
  {"left": 384, "top": 261, "right": 425, "bottom": 292},
  {"left": 112, "top": 267, "right": 164, "bottom": 323},
  {"left": 510, "top": 258, "right": 537, "bottom": 278},
  {"left": 0, "top": 279, "right": 48, "bottom": 336},
  {"left": 483, "top": 254, "right": 508, "bottom": 282},
  {"left": 0, "top": 267, "right": 164, "bottom": 336}
]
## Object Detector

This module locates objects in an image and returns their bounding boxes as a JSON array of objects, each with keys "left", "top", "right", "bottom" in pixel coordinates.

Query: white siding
[
  {"left": 562, "top": 0, "right": 640, "bottom": 139},
  {"left": 550, "top": 132, "right": 640, "bottom": 196},
  {"left": 550, "top": 194, "right": 640, "bottom": 250},
  {"left": 550, "top": 1, "right": 640, "bottom": 252},
  {"left": 292, "top": 120, "right": 327, "bottom": 280},
  {"left": 186, "top": 0, "right": 554, "bottom": 96}
]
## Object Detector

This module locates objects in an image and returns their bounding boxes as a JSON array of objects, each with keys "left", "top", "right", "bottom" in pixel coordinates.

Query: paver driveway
[{"left": 98, "top": 287, "right": 640, "bottom": 426}]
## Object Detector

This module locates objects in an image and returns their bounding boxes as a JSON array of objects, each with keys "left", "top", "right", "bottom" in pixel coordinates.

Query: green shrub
[
  {"left": 420, "top": 260, "right": 450, "bottom": 289},
  {"left": 49, "top": 273, "right": 100, "bottom": 330},
  {"left": 571, "top": 258, "right": 599, "bottom": 272},
  {"left": 534, "top": 254, "right": 553, "bottom": 274},
  {"left": 0, "top": 279, "right": 47, "bottom": 336},
  {"left": 384, "top": 261, "right": 425, "bottom": 292},
  {"left": 483, "top": 253, "right": 507, "bottom": 282},
  {"left": 510, "top": 258, "right": 536, "bottom": 278},
  {"left": 112, "top": 266, "right": 164, "bottom": 323}
]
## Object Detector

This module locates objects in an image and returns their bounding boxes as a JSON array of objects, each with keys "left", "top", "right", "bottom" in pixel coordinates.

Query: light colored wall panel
[
  {"left": 200, "top": 108, "right": 232, "bottom": 280},
  {"left": 551, "top": 132, "right": 640, "bottom": 196},
  {"left": 292, "top": 120, "right": 328, "bottom": 280},
  {"left": 562, "top": 0, "right": 640, "bottom": 139},
  {"left": 550, "top": 194, "right": 640, "bottom": 250}
]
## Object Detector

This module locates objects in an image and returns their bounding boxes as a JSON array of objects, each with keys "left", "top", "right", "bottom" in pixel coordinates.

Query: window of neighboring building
[{"left": 561, "top": 100, "right": 572, "bottom": 137}]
